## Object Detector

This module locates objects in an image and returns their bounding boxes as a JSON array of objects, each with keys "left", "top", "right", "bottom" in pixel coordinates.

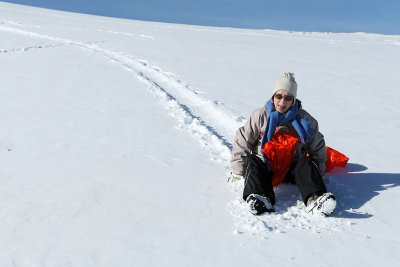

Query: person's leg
[
  {"left": 242, "top": 154, "right": 275, "bottom": 205},
  {"left": 291, "top": 156, "right": 327, "bottom": 205}
]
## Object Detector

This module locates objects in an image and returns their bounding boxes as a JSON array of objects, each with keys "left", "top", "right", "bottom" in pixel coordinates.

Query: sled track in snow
[
  {"left": 0, "top": 43, "right": 63, "bottom": 53},
  {"left": 0, "top": 25, "right": 239, "bottom": 165}
]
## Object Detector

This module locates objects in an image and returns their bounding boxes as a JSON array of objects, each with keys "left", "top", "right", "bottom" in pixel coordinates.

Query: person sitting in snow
[{"left": 229, "top": 73, "right": 336, "bottom": 216}]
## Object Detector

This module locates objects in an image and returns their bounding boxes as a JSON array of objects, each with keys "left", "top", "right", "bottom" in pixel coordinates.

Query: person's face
[{"left": 273, "top": 90, "right": 294, "bottom": 114}]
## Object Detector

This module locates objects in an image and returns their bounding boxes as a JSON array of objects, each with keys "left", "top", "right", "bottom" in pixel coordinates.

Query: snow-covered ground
[{"left": 1, "top": 2, "right": 400, "bottom": 266}]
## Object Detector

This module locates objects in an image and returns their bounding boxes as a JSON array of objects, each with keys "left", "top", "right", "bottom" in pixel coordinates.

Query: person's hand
[{"left": 227, "top": 173, "right": 244, "bottom": 183}]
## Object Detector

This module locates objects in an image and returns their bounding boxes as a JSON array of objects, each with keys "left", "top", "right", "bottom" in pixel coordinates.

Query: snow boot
[
  {"left": 306, "top": 192, "right": 336, "bottom": 216},
  {"left": 246, "top": 194, "right": 275, "bottom": 215}
]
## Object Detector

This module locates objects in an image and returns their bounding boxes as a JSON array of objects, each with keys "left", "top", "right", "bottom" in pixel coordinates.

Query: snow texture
[{"left": 0, "top": 2, "right": 400, "bottom": 266}]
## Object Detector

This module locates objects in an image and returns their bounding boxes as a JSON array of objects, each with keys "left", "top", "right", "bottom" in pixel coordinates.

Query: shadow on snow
[
  {"left": 269, "top": 163, "right": 400, "bottom": 220},
  {"left": 328, "top": 163, "right": 400, "bottom": 219}
]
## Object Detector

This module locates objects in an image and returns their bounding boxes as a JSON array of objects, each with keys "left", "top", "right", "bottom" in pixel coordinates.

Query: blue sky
[{"left": 3, "top": 0, "right": 400, "bottom": 34}]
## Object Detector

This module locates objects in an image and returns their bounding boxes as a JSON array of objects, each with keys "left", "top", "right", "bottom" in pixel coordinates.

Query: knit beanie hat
[{"left": 272, "top": 72, "right": 297, "bottom": 103}]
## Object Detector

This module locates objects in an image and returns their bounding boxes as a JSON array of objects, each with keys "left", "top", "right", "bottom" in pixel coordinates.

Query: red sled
[{"left": 262, "top": 134, "right": 349, "bottom": 186}]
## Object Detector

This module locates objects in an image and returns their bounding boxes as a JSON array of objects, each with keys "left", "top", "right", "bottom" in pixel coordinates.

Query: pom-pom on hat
[{"left": 272, "top": 72, "right": 297, "bottom": 103}]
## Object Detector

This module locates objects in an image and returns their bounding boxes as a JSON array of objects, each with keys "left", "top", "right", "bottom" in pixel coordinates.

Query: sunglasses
[{"left": 274, "top": 93, "right": 294, "bottom": 101}]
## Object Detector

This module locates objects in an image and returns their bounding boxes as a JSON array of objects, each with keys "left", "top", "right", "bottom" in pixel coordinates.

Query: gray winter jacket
[{"left": 231, "top": 102, "right": 327, "bottom": 176}]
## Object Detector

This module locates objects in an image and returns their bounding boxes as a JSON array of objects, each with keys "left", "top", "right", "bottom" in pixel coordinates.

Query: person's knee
[{"left": 245, "top": 154, "right": 264, "bottom": 167}]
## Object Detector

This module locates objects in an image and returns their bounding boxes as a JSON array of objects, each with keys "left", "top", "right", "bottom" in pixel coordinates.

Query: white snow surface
[{"left": 1, "top": 2, "right": 400, "bottom": 266}]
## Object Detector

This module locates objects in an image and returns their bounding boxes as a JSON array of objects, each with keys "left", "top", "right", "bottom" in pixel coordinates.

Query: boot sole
[{"left": 306, "top": 193, "right": 336, "bottom": 216}]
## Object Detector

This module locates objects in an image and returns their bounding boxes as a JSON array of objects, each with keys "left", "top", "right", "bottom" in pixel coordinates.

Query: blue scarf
[{"left": 260, "top": 99, "right": 314, "bottom": 170}]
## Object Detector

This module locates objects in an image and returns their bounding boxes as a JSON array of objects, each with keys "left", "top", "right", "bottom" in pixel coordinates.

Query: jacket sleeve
[
  {"left": 308, "top": 119, "right": 327, "bottom": 175},
  {"left": 231, "top": 109, "right": 263, "bottom": 176}
]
